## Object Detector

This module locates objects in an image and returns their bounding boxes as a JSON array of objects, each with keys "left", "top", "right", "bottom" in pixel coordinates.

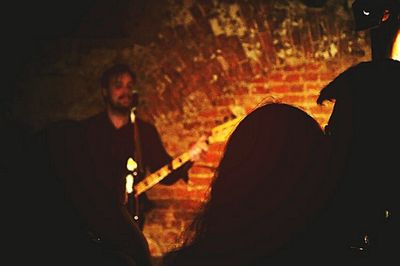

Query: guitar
[{"left": 124, "top": 115, "right": 244, "bottom": 222}]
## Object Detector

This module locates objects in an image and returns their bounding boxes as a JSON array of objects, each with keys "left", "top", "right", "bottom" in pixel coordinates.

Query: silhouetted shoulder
[
  {"left": 317, "top": 59, "right": 400, "bottom": 105},
  {"left": 135, "top": 117, "right": 157, "bottom": 131},
  {"left": 80, "top": 111, "right": 109, "bottom": 128}
]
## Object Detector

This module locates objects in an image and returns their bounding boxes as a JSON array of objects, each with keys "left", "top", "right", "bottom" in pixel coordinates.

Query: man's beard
[{"left": 107, "top": 96, "right": 133, "bottom": 115}]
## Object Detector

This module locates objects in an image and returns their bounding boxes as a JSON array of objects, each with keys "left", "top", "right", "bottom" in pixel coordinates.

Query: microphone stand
[{"left": 127, "top": 106, "right": 141, "bottom": 225}]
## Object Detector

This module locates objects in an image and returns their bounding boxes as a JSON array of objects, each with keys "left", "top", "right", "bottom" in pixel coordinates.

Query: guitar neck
[
  {"left": 134, "top": 152, "right": 191, "bottom": 196},
  {"left": 133, "top": 116, "right": 244, "bottom": 196}
]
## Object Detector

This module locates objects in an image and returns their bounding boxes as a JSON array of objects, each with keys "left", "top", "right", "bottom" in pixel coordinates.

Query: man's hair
[{"left": 100, "top": 63, "right": 136, "bottom": 89}]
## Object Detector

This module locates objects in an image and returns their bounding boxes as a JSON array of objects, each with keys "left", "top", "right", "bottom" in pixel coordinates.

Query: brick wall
[{"left": 12, "top": 0, "right": 371, "bottom": 258}]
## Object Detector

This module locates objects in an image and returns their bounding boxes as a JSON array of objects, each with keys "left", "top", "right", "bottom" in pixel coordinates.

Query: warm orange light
[{"left": 391, "top": 29, "right": 400, "bottom": 61}]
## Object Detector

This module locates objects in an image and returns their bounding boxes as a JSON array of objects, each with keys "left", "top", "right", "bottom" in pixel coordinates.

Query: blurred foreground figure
[
  {"left": 315, "top": 0, "right": 400, "bottom": 264},
  {"left": 163, "top": 103, "right": 335, "bottom": 266}
]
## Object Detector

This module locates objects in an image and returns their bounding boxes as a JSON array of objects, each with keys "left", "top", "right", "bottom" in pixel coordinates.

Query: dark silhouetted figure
[
  {"left": 315, "top": 0, "right": 400, "bottom": 264},
  {"left": 23, "top": 119, "right": 152, "bottom": 266},
  {"left": 163, "top": 103, "right": 335, "bottom": 266}
]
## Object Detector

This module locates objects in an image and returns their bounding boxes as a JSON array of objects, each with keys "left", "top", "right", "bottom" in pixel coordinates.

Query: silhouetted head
[
  {"left": 352, "top": 0, "right": 399, "bottom": 31},
  {"left": 352, "top": 0, "right": 400, "bottom": 59},
  {"left": 165, "top": 103, "right": 334, "bottom": 265}
]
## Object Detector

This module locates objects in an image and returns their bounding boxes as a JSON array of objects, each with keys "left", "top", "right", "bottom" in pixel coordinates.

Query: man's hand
[{"left": 188, "top": 135, "right": 209, "bottom": 161}]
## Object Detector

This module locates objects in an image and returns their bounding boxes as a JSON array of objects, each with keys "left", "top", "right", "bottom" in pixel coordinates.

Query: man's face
[{"left": 104, "top": 72, "right": 136, "bottom": 113}]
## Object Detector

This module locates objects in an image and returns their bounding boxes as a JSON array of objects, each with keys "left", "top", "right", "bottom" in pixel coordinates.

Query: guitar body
[
  {"left": 125, "top": 169, "right": 156, "bottom": 230},
  {"left": 126, "top": 193, "right": 152, "bottom": 229}
]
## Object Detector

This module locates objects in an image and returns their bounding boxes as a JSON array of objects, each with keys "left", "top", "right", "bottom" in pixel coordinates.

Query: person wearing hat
[{"left": 316, "top": 0, "right": 399, "bottom": 264}]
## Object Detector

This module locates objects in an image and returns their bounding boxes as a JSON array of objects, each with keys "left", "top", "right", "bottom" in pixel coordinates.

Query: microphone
[{"left": 130, "top": 90, "right": 139, "bottom": 123}]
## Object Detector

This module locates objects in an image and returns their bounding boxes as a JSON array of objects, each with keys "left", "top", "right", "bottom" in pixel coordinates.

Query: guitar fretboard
[
  {"left": 133, "top": 115, "right": 244, "bottom": 196},
  {"left": 134, "top": 152, "right": 191, "bottom": 196}
]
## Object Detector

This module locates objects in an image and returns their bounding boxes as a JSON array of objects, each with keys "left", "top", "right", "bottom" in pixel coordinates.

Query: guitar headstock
[{"left": 208, "top": 115, "right": 245, "bottom": 144}]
